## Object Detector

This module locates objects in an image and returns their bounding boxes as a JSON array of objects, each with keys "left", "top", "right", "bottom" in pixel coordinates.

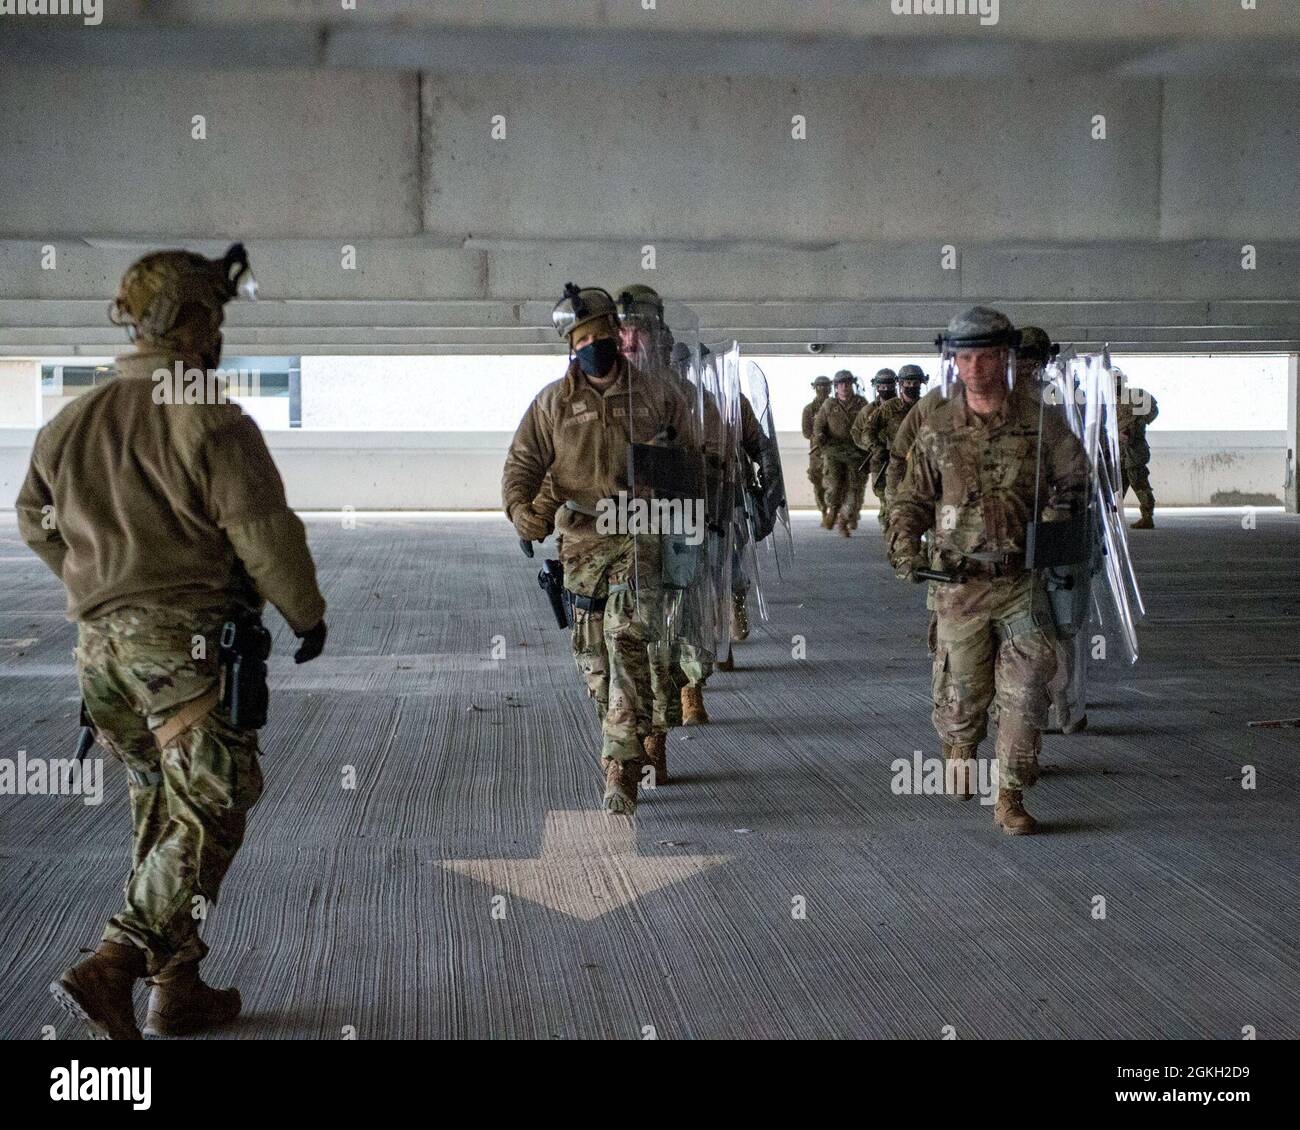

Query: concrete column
[
  {"left": 0, "top": 360, "right": 39, "bottom": 427},
  {"left": 1286, "top": 354, "right": 1298, "bottom": 514}
]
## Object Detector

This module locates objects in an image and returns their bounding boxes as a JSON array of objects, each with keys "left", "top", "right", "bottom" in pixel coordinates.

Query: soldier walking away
[
  {"left": 888, "top": 307, "right": 1087, "bottom": 835},
  {"left": 17, "top": 245, "right": 328, "bottom": 1039},
  {"left": 813, "top": 370, "right": 869, "bottom": 537},
  {"left": 801, "top": 375, "right": 832, "bottom": 521},
  {"left": 503, "top": 284, "right": 692, "bottom": 815},
  {"left": 1114, "top": 368, "right": 1159, "bottom": 528}
]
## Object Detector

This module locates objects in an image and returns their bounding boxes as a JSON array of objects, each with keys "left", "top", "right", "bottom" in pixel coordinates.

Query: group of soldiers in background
[
  {"left": 504, "top": 283, "right": 784, "bottom": 818},
  {"left": 804, "top": 348, "right": 1159, "bottom": 536}
]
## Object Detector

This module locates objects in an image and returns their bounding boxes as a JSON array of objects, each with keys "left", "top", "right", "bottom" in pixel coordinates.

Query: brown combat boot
[
  {"left": 731, "top": 593, "right": 750, "bottom": 641},
  {"left": 1132, "top": 491, "right": 1155, "bottom": 528},
  {"left": 820, "top": 510, "right": 835, "bottom": 530},
  {"left": 49, "top": 941, "right": 146, "bottom": 1041},
  {"left": 837, "top": 518, "right": 852, "bottom": 538},
  {"left": 994, "top": 789, "right": 1038, "bottom": 835},
  {"left": 681, "top": 685, "right": 709, "bottom": 725},
  {"left": 602, "top": 756, "right": 639, "bottom": 815},
  {"left": 943, "top": 743, "right": 978, "bottom": 801},
  {"left": 642, "top": 731, "right": 669, "bottom": 785},
  {"left": 143, "top": 960, "right": 241, "bottom": 1037}
]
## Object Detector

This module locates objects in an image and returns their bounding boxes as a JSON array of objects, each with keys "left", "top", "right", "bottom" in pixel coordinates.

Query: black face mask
[{"left": 575, "top": 337, "right": 619, "bottom": 377}]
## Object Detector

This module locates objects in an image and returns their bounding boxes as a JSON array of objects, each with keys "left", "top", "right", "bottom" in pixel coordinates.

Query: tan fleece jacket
[{"left": 16, "top": 349, "right": 326, "bottom": 632}]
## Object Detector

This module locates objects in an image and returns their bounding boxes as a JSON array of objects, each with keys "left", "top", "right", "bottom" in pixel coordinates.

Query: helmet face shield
[
  {"left": 938, "top": 345, "right": 1016, "bottom": 398},
  {"left": 552, "top": 283, "right": 619, "bottom": 343},
  {"left": 935, "top": 306, "right": 1020, "bottom": 399}
]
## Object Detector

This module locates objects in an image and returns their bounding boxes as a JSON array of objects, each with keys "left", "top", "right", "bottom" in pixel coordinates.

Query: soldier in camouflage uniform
[
  {"left": 889, "top": 307, "right": 1087, "bottom": 835},
  {"left": 813, "top": 371, "right": 869, "bottom": 537},
  {"left": 503, "top": 285, "right": 692, "bottom": 814},
  {"left": 618, "top": 286, "right": 714, "bottom": 743},
  {"left": 848, "top": 369, "right": 897, "bottom": 527},
  {"left": 17, "top": 245, "right": 328, "bottom": 1039},
  {"left": 855, "top": 364, "right": 926, "bottom": 529},
  {"left": 801, "top": 376, "right": 832, "bottom": 520},
  {"left": 1114, "top": 368, "right": 1159, "bottom": 529}
]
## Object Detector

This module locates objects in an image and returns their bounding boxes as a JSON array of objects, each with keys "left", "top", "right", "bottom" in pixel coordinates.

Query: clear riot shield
[
  {"left": 744, "top": 360, "right": 795, "bottom": 582},
  {"left": 707, "top": 342, "right": 746, "bottom": 652},
  {"left": 1039, "top": 356, "right": 1096, "bottom": 729},
  {"left": 1048, "top": 355, "right": 1143, "bottom": 671},
  {"left": 620, "top": 300, "right": 709, "bottom": 651}
]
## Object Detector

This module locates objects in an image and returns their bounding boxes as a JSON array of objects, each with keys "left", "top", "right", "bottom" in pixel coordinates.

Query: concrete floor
[{"left": 1, "top": 510, "right": 1297, "bottom": 1039}]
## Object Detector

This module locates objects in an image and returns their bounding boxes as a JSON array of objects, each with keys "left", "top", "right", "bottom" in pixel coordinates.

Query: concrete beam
[
  {"left": 421, "top": 74, "right": 1161, "bottom": 245},
  {"left": 0, "top": 68, "right": 421, "bottom": 240}
]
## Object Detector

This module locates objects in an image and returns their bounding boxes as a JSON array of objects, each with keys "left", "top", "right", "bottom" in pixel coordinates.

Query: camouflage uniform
[
  {"left": 502, "top": 346, "right": 692, "bottom": 768},
  {"left": 885, "top": 385, "right": 947, "bottom": 654},
  {"left": 813, "top": 391, "right": 870, "bottom": 529},
  {"left": 889, "top": 382, "right": 1087, "bottom": 793},
  {"left": 856, "top": 396, "right": 913, "bottom": 528},
  {"left": 562, "top": 531, "right": 664, "bottom": 758},
  {"left": 17, "top": 245, "right": 326, "bottom": 1037},
  {"left": 801, "top": 386, "right": 830, "bottom": 513},
  {"left": 76, "top": 606, "right": 263, "bottom": 969},
  {"left": 1117, "top": 384, "right": 1159, "bottom": 526}
]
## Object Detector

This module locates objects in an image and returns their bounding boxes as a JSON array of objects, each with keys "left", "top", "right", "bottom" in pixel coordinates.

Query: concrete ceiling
[
  {"left": 6, "top": 0, "right": 1300, "bottom": 77},
  {"left": 4, "top": 2, "right": 1300, "bottom": 355}
]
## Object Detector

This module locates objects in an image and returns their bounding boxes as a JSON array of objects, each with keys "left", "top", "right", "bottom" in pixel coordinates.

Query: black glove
[{"left": 294, "top": 621, "right": 327, "bottom": 664}]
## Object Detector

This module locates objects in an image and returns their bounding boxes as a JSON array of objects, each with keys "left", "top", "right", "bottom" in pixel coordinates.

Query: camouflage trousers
[
  {"left": 871, "top": 473, "right": 888, "bottom": 528},
  {"left": 1121, "top": 459, "right": 1156, "bottom": 516},
  {"left": 806, "top": 447, "right": 827, "bottom": 512},
  {"left": 649, "top": 639, "right": 714, "bottom": 730},
  {"left": 1046, "top": 629, "right": 1087, "bottom": 732},
  {"left": 75, "top": 605, "right": 263, "bottom": 975},
  {"left": 930, "top": 574, "right": 1058, "bottom": 791},
  {"left": 563, "top": 533, "right": 662, "bottom": 764},
  {"left": 821, "top": 446, "right": 863, "bottom": 524}
]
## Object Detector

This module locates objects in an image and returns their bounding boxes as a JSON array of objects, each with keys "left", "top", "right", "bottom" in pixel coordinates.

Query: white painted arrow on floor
[{"left": 439, "top": 810, "right": 730, "bottom": 922}]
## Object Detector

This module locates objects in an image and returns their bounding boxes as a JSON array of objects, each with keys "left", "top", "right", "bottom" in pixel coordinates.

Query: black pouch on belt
[{"left": 218, "top": 612, "right": 273, "bottom": 729}]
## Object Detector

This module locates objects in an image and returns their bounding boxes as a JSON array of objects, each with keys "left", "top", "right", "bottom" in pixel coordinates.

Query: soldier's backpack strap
[{"left": 153, "top": 687, "right": 221, "bottom": 752}]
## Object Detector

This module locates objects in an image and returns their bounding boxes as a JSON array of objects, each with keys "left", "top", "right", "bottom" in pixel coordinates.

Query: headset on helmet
[
  {"left": 552, "top": 283, "right": 619, "bottom": 341},
  {"left": 616, "top": 284, "right": 665, "bottom": 327},
  {"left": 108, "top": 242, "right": 257, "bottom": 342}
]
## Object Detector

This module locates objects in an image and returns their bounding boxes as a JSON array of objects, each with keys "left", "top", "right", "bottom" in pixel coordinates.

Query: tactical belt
[
  {"left": 565, "top": 591, "right": 607, "bottom": 614},
  {"left": 961, "top": 551, "right": 1026, "bottom": 579},
  {"left": 565, "top": 579, "right": 633, "bottom": 615},
  {"left": 152, "top": 687, "right": 221, "bottom": 752}
]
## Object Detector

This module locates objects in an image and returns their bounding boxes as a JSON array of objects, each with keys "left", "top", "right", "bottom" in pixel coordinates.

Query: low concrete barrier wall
[{"left": 0, "top": 428, "right": 1286, "bottom": 511}]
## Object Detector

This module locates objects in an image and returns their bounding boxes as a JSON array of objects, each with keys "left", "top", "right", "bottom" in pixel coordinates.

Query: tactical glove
[
  {"left": 511, "top": 506, "right": 550, "bottom": 543},
  {"left": 294, "top": 621, "right": 328, "bottom": 664}
]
